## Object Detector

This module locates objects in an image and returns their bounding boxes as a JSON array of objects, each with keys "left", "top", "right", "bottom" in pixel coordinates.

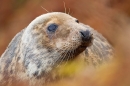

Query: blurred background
[{"left": 0, "top": 0, "right": 130, "bottom": 86}]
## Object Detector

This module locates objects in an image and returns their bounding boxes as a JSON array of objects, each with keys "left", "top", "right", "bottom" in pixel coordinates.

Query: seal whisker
[
  {"left": 41, "top": 6, "right": 49, "bottom": 13},
  {"left": 71, "top": 43, "right": 75, "bottom": 60},
  {"left": 56, "top": 48, "right": 70, "bottom": 66},
  {"left": 54, "top": 49, "right": 66, "bottom": 64},
  {"left": 63, "top": 1, "right": 67, "bottom": 13},
  {"left": 68, "top": 8, "right": 70, "bottom": 15},
  {"left": 55, "top": 52, "right": 63, "bottom": 64},
  {"left": 64, "top": 50, "right": 71, "bottom": 66},
  {"left": 59, "top": 50, "right": 68, "bottom": 64},
  {"left": 67, "top": 51, "right": 71, "bottom": 61},
  {"left": 73, "top": 49, "right": 76, "bottom": 58},
  {"left": 67, "top": 51, "right": 72, "bottom": 61}
]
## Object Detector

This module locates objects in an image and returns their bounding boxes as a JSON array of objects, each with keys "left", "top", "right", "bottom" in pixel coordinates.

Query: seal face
[{"left": 0, "top": 12, "right": 93, "bottom": 86}]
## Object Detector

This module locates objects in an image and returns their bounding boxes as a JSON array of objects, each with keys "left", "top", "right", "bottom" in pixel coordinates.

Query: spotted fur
[
  {"left": 0, "top": 12, "right": 113, "bottom": 86},
  {"left": 82, "top": 24, "right": 113, "bottom": 66}
]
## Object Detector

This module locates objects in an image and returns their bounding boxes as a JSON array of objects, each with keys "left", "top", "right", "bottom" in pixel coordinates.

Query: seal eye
[
  {"left": 47, "top": 24, "right": 58, "bottom": 32},
  {"left": 75, "top": 20, "right": 79, "bottom": 23}
]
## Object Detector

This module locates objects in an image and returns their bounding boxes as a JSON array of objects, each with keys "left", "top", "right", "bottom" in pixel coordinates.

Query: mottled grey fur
[
  {"left": 0, "top": 12, "right": 113, "bottom": 86},
  {"left": 82, "top": 24, "right": 113, "bottom": 66}
]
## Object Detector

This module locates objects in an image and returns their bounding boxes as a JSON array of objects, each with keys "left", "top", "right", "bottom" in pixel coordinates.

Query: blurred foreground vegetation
[{"left": 0, "top": 0, "right": 130, "bottom": 86}]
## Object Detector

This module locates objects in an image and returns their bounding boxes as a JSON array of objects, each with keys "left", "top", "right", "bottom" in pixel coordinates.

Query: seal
[
  {"left": 83, "top": 24, "right": 113, "bottom": 66},
  {"left": 0, "top": 12, "right": 113, "bottom": 86}
]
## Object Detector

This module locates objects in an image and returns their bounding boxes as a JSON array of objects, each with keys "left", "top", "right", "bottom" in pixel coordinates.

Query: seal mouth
[
  {"left": 71, "top": 35, "right": 93, "bottom": 58},
  {"left": 56, "top": 33, "right": 93, "bottom": 62}
]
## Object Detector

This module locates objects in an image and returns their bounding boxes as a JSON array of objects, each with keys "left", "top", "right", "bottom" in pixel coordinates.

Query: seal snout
[{"left": 80, "top": 30, "right": 93, "bottom": 42}]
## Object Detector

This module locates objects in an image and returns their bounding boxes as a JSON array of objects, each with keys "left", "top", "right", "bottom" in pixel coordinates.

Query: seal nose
[{"left": 80, "top": 30, "right": 93, "bottom": 41}]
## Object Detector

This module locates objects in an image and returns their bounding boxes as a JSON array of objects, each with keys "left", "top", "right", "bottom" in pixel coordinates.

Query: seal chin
[
  {"left": 69, "top": 34, "right": 93, "bottom": 59},
  {"left": 81, "top": 34, "right": 93, "bottom": 47}
]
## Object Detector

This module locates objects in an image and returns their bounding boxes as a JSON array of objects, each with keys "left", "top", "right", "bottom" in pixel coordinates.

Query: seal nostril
[
  {"left": 80, "top": 30, "right": 92, "bottom": 41},
  {"left": 80, "top": 31, "right": 86, "bottom": 38},
  {"left": 80, "top": 30, "right": 90, "bottom": 38}
]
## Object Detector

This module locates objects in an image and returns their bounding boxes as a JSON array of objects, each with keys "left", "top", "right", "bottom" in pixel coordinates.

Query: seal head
[
  {"left": 0, "top": 12, "right": 93, "bottom": 86},
  {"left": 21, "top": 12, "right": 93, "bottom": 77}
]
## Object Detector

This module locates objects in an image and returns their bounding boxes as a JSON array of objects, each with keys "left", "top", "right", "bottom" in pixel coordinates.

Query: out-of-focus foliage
[{"left": 0, "top": 0, "right": 130, "bottom": 86}]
